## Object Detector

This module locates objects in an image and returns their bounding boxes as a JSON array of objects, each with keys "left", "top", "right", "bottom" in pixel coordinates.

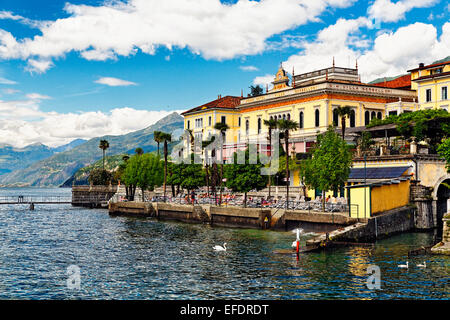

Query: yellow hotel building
[
  {"left": 408, "top": 58, "right": 450, "bottom": 111},
  {"left": 182, "top": 63, "right": 418, "bottom": 181}
]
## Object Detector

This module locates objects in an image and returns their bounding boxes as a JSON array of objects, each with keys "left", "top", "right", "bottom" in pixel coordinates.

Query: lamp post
[{"left": 364, "top": 154, "right": 367, "bottom": 219}]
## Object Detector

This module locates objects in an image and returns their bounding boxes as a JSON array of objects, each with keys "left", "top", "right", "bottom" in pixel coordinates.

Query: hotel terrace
[{"left": 181, "top": 58, "right": 450, "bottom": 190}]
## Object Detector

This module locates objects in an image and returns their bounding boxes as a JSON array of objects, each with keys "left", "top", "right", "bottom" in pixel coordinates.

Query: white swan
[
  {"left": 398, "top": 261, "right": 409, "bottom": 268},
  {"left": 213, "top": 243, "right": 227, "bottom": 251},
  {"left": 417, "top": 261, "right": 426, "bottom": 268}
]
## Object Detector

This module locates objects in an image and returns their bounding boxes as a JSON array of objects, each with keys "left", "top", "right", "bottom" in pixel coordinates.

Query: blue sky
[{"left": 0, "top": 0, "right": 448, "bottom": 147}]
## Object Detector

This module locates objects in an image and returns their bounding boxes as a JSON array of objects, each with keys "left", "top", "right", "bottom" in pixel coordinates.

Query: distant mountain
[
  {"left": 0, "top": 112, "right": 184, "bottom": 187},
  {"left": 52, "top": 139, "right": 87, "bottom": 153},
  {"left": 0, "top": 139, "right": 86, "bottom": 176}
]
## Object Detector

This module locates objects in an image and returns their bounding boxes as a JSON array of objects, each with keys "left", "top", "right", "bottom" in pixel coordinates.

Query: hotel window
[
  {"left": 377, "top": 112, "right": 382, "bottom": 120},
  {"left": 371, "top": 111, "right": 376, "bottom": 120},
  {"left": 442, "top": 86, "right": 448, "bottom": 100},
  {"left": 221, "top": 116, "right": 226, "bottom": 124},
  {"left": 299, "top": 111, "right": 304, "bottom": 129},
  {"left": 315, "top": 109, "right": 320, "bottom": 127},
  {"left": 187, "top": 120, "right": 190, "bottom": 129},
  {"left": 333, "top": 109, "right": 339, "bottom": 127},
  {"left": 238, "top": 117, "right": 241, "bottom": 127},
  {"left": 389, "top": 111, "right": 397, "bottom": 116},
  {"left": 350, "top": 110, "right": 355, "bottom": 128},
  {"left": 426, "top": 89, "right": 432, "bottom": 102},
  {"left": 245, "top": 120, "right": 249, "bottom": 135},
  {"left": 195, "top": 118, "right": 203, "bottom": 128},
  {"left": 364, "top": 111, "right": 370, "bottom": 126},
  {"left": 257, "top": 118, "right": 262, "bottom": 134},
  {"left": 208, "top": 116, "right": 212, "bottom": 126},
  {"left": 282, "top": 114, "right": 286, "bottom": 120}
]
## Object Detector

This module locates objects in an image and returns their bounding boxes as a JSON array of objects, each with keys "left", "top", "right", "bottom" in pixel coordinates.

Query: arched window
[
  {"left": 365, "top": 111, "right": 370, "bottom": 126},
  {"left": 270, "top": 116, "right": 273, "bottom": 120},
  {"left": 350, "top": 110, "right": 355, "bottom": 127},
  {"left": 257, "top": 118, "right": 262, "bottom": 134},
  {"left": 333, "top": 109, "right": 339, "bottom": 127},
  {"left": 287, "top": 113, "right": 291, "bottom": 120},
  {"left": 377, "top": 112, "right": 382, "bottom": 119},
  {"left": 371, "top": 111, "right": 376, "bottom": 120},
  {"left": 315, "top": 109, "right": 320, "bottom": 127},
  {"left": 283, "top": 114, "right": 286, "bottom": 120},
  {"left": 299, "top": 111, "right": 304, "bottom": 129}
]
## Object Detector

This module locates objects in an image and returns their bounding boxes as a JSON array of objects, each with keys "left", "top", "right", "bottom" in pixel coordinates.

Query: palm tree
[
  {"left": 202, "top": 136, "right": 216, "bottom": 195},
  {"left": 135, "top": 147, "right": 144, "bottom": 155},
  {"left": 335, "top": 106, "right": 352, "bottom": 140},
  {"left": 153, "top": 131, "right": 162, "bottom": 156},
  {"left": 276, "top": 119, "right": 298, "bottom": 209},
  {"left": 214, "top": 122, "right": 230, "bottom": 205},
  {"left": 160, "top": 132, "right": 172, "bottom": 201},
  {"left": 99, "top": 139, "right": 110, "bottom": 170},
  {"left": 263, "top": 118, "right": 278, "bottom": 198}
]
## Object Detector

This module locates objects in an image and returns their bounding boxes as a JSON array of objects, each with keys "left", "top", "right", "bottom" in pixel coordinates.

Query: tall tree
[
  {"left": 335, "top": 106, "right": 352, "bottom": 140},
  {"left": 214, "top": 122, "right": 230, "bottom": 205},
  {"left": 224, "top": 148, "right": 267, "bottom": 207},
  {"left": 98, "top": 139, "right": 110, "bottom": 170},
  {"left": 276, "top": 119, "right": 298, "bottom": 209},
  {"left": 249, "top": 85, "right": 264, "bottom": 97},
  {"left": 300, "top": 126, "right": 353, "bottom": 211},
  {"left": 159, "top": 132, "right": 172, "bottom": 201},
  {"left": 153, "top": 131, "right": 162, "bottom": 156},
  {"left": 263, "top": 118, "right": 278, "bottom": 198},
  {"left": 135, "top": 147, "right": 144, "bottom": 155}
]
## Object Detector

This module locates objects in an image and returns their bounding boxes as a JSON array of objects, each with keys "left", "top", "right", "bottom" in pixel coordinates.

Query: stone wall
[
  {"left": 410, "top": 180, "right": 435, "bottom": 229},
  {"left": 72, "top": 185, "right": 118, "bottom": 207},
  {"left": 331, "top": 206, "right": 415, "bottom": 242},
  {"left": 210, "top": 206, "right": 271, "bottom": 229}
]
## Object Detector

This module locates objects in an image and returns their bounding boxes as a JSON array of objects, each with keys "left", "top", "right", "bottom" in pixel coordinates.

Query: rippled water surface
[{"left": 0, "top": 188, "right": 448, "bottom": 299}]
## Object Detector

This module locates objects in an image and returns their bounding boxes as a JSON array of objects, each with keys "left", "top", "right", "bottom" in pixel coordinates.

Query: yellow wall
[
  {"left": 348, "top": 186, "right": 371, "bottom": 219},
  {"left": 348, "top": 180, "right": 410, "bottom": 218},
  {"left": 371, "top": 180, "right": 410, "bottom": 214},
  {"left": 411, "top": 63, "right": 450, "bottom": 110},
  {"left": 183, "top": 109, "right": 241, "bottom": 143}
]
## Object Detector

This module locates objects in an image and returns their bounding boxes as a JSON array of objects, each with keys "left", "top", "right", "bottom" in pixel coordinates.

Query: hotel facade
[{"left": 181, "top": 59, "right": 450, "bottom": 190}]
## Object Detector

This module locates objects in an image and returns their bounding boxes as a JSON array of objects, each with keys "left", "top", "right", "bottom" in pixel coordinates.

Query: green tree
[
  {"left": 263, "top": 118, "right": 278, "bottom": 198},
  {"left": 135, "top": 147, "right": 144, "bottom": 155},
  {"left": 438, "top": 137, "right": 450, "bottom": 173},
  {"left": 214, "top": 122, "right": 230, "bottom": 204},
  {"left": 137, "top": 153, "right": 164, "bottom": 201},
  {"left": 335, "top": 106, "right": 352, "bottom": 140},
  {"left": 159, "top": 132, "right": 172, "bottom": 201},
  {"left": 98, "top": 139, "right": 110, "bottom": 170},
  {"left": 224, "top": 148, "right": 267, "bottom": 207},
  {"left": 276, "top": 119, "right": 298, "bottom": 208},
  {"left": 88, "top": 168, "right": 112, "bottom": 186},
  {"left": 121, "top": 155, "right": 140, "bottom": 201},
  {"left": 180, "top": 162, "right": 205, "bottom": 203},
  {"left": 300, "top": 126, "right": 353, "bottom": 211},
  {"left": 249, "top": 85, "right": 264, "bottom": 97},
  {"left": 153, "top": 131, "right": 162, "bottom": 156}
]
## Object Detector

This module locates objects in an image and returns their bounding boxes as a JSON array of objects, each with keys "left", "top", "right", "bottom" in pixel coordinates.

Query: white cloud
[
  {"left": 26, "top": 93, "right": 52, "bottom": 100},
  {"left": 253, "top": 75, "right": 274, "bottom": 91},
  {"left": 26, "top": 59, "right": 54, "bottom": 73},
  {"left": 239, "top": 65, "right": 259, "bottom": 72},
  {"left": 0, "top": 10, "right": 48, "bottom": 29},
  {"left": 0, "top": 76, "right": 17, "bottom": 85},
  {"left": 279, "top": 19, "right": 450, "bottom": 83},
  {"left": 0, "top": 0, "right": 356, "bottom": 70},
  {"left": 94, "top": 77, "right": 137, "bottom": 87},
  {"left": 0, "top": 97, "right": 183, "bottom": 147},
  {"left": 2, "top": 88, "right": 20, "bottom": 94},
  {"left": 368, "top": 0, "right": 439, "bottom": 23}
]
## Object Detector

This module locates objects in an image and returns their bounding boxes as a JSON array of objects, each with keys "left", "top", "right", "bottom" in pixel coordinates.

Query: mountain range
[
  {"left": 0, "top": 112, "right": 184, "bottom": 187},
  {"left": 0, "top": 139, "right": 87, "bottom": 176}
]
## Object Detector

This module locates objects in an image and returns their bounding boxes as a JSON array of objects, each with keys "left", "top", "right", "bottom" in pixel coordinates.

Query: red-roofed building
[{"left": 371, "top": 74, "right": 411, "bottom": 90}]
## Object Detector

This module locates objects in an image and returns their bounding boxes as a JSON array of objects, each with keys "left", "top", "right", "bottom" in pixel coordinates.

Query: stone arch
[{"left": 433, "top": 175, "right": 450, "bottom": 240}]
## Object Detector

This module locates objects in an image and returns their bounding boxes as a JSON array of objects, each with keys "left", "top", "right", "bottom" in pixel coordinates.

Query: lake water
[{"left": 0, "top": 188, "right": 448, "bottom": 300}]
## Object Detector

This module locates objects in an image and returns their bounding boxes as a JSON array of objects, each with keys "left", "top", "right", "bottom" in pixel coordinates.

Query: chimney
[{"left": 419, "top": 63, "right": 424, "bottom": 68}]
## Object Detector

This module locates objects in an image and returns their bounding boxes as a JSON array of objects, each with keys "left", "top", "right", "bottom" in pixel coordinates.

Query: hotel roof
[
  {"left": 407, "top": 57, "right": 450, "bottom": 72},
  {"left": 181, "top": 95, "right": 242, "bottom": 115}
]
